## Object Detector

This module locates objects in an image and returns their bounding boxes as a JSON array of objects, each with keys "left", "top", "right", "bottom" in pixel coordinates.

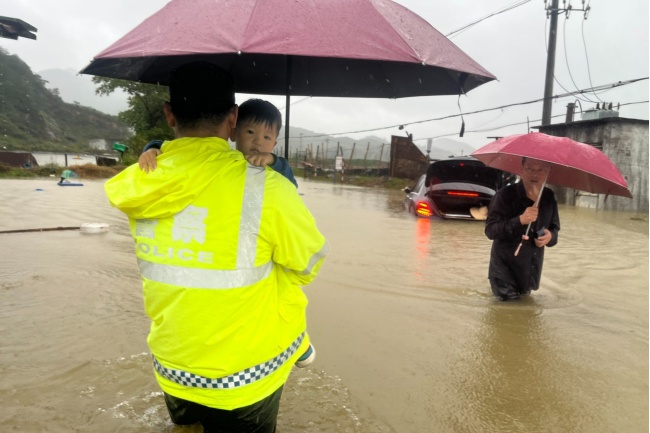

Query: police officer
[{"left": 105, "top": 62, "right": 328, "bottom": 432}]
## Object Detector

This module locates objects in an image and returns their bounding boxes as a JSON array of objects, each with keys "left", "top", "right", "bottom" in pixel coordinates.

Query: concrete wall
[{"left": 538, "top": 117, "right": 648, "bottom": 214}]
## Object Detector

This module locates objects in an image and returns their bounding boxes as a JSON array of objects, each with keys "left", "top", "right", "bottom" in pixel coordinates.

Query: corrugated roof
[{"left": 0, "top": 16, "right": 37, "bottom": 41}]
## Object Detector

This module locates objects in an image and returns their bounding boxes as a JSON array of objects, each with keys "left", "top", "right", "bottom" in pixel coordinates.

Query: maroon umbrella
[
  {"left": 80, "top": 0, "right": 495, "bottom": 156},
  {"left": 471, "top": 133, "right": 633, "bottom": 199}
]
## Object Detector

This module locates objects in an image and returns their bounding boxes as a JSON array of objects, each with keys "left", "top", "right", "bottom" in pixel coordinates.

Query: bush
[
  {"left": 0, "top": 163, "right": 124, "bottom": 179},
  {"left": 67, "top": 163, "right": 124, "bottom": 179},
  {"left": 33, "top": 163, "right": 61, "bottom": 177}
]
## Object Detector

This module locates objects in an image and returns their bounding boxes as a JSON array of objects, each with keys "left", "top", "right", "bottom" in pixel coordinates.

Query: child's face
[{"left": 233, "top": 120, "right": 278, "bottom": 156}]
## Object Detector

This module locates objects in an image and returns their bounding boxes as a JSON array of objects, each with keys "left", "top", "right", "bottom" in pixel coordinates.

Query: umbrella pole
[
  {"left": 284, "top": 56, "right": 292, "bottom": 160},
  {"left": 514, "top": 169, "right": 550, "bottom": 256}
]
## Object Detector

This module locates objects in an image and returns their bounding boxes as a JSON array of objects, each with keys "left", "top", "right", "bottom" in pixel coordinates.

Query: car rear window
[{"left": 426, "top": 160, "right": 504, "bottom": 189}]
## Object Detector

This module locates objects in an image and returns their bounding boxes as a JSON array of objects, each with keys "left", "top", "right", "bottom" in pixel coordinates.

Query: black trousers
[
  {"left": 164, "top": 385, "right": 283, "bottom": 433},
  {"left": 489, "top": 277, "right": 534, "bottom": 300}
]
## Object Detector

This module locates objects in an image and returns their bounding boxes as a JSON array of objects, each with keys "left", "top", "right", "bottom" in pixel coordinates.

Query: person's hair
[
  {"left": 168, "top": 61, "right": 236, "bottom": 128},
  {"left": 237, "top": 99, "right": 282, "bottom": 136}
]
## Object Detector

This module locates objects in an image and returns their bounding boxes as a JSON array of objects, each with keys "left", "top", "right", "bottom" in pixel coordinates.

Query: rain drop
[{"left": 253, "top": 62, "right": 256, "bottom": 67}]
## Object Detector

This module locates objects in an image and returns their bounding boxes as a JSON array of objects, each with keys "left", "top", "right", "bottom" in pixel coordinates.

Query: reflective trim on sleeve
[
  {"left": 138, "top": 259, "right": 273, "bottom": 289},
  {"left": 299, "top": 241, "right": 330, "bottom": 275},
  {"left": 153, "top": 332, "right": 305, "bottom": 389},
  {"left": 237, "top": 165, "right": 266, "bottom": 269}
]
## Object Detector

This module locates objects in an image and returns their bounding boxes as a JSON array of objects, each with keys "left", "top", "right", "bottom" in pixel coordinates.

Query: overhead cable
[
  {"left": 289, "top": 77, "right": 648, "bottom": 140},
  {"left": 563, "top": 17, "right": 595, "bottom": 102},
  {"left": 417, "top": 100, "right": 649, "bottom": 141},
  {"left": 446, "top": 0, "right": 532, "bottom": 38},
  {"left": 581, "top": 19, "right": 604, "bottom": 103},
  {"left": 544, "top": 16, "right": 593, "bottom": 103}
]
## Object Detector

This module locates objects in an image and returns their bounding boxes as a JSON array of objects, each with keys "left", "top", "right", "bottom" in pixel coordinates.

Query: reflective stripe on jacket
[{"left": 105, "top": 136, "right": 328, "bottom": 410}]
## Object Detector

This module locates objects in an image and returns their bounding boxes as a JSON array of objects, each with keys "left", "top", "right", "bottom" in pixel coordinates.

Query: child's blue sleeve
[
  {"left": 142, "top": 140, "right": 164, "bottom": 153},
  {"left": 270, "top": 156, "right": 298, "bottom": 188}
]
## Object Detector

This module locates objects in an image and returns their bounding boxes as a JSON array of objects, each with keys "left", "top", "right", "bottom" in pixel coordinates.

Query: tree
[{"left": 92, "top": 77, "right": 174, "bottom": 156}]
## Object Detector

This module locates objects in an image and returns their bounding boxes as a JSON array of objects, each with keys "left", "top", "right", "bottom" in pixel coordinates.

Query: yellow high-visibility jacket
[{"left": 105, "top": 136, "right": 328, "bottom": 410}]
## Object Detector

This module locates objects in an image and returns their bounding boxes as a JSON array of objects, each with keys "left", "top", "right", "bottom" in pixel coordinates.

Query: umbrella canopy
[
  {"left": 80, "top": 0, "right": 495, "bottom": 97},
  {"left": 80, "top": 0, "right": 496, "bottom": 158},
  {"left": 470, "top": 133, "right": 633, "bottom": 199}
]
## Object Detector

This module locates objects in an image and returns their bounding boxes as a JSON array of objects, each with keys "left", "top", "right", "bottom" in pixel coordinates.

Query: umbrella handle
[{"left": 514, "top": 169, "right": 550, "bottom": 257}]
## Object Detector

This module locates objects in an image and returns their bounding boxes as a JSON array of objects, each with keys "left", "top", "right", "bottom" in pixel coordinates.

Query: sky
[{"left": 1, "top": 0, "right": 648, "bottom": 150}]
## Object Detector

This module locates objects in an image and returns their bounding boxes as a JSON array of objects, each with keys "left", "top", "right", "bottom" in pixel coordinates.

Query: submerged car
[{"left": 403, "top": 157, "right": 511, "bottom": 220}]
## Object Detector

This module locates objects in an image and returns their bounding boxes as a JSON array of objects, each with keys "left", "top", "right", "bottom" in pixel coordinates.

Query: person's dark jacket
[{"left": 485, "top": 181, "right": 560, "bottom": 292}]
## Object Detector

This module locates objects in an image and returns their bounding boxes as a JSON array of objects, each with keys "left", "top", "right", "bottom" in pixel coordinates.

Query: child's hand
[
  {"left": 139, "top": 148, "right": 162, "bottom": 173},
  {"left": 246, "top": 152, "right": 275, "bottom": 167}
]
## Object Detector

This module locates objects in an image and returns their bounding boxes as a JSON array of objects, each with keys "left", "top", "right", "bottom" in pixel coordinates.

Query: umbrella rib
[
  {"left": 368, "top": 2, "right": 424, "bottom": 65},
  {"left": 240, "top": 0, "right": 262, "bottom": 52}
]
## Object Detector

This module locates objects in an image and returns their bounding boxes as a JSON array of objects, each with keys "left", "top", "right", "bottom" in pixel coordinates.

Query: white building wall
[{"left": 89, "top": 139, "right": 108, "bottom": 151}]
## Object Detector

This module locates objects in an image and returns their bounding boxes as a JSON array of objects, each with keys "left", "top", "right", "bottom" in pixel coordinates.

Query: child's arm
[
  {"left": 139, "top": 148, "right": 162, "bottom": 173},
  {"left": 247, "top": 153, "right": 298, "bottom": 188},
  {"left": 269, "top": 156, "right": 298, "bottom": 188},
  {"left": 138, "top": 140, "right": 165, "bottom": 173}
]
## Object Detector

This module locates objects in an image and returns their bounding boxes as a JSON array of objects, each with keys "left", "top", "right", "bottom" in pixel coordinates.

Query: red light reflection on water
[{"left": 413, "top": 218, "right": 432, "bottom": 280}]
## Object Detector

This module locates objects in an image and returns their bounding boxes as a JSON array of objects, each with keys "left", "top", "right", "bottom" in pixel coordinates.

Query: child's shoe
[{"left": 295, "top": 344, "right": 316, "bottom": 368}]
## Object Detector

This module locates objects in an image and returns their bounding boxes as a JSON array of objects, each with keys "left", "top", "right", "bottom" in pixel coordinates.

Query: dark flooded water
[{"left": 0, "top": 178, "right": 647, "bottom": 432}]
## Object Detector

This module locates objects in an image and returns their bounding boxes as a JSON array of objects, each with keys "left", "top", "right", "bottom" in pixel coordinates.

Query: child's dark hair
[{"left": 238, "top": 99, "right": 282, "bottom": 135}]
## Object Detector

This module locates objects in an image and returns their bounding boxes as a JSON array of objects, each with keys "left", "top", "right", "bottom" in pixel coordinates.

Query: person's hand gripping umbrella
[{"left": 514, "top": 164, "right": 550, "bottom": 256}]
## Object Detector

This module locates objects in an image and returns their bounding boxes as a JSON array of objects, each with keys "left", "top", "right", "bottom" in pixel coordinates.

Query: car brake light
[
  {"left": 447, "top": 191, "right": 479, "bottom": 197},
  {"left": 416, "top": 201, "right": 433, "bottom": 217}
]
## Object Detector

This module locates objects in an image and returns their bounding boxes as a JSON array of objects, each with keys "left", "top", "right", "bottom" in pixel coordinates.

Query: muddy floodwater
[{"left": 0, "top": 178, "right": 647, "bottom": 433}]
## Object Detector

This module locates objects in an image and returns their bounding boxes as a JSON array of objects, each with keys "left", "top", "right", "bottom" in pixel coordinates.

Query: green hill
[{"left": 0, "top": 48, "right": 130, "bottom": 152}]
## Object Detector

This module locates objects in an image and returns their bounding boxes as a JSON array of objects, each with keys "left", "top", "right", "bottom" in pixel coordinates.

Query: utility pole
[
  {"left": 542, "top": 0, "right": 592, "bottom": 125},
  {"left": 541, "top": 0, "right": 560, "bottom": 126}
]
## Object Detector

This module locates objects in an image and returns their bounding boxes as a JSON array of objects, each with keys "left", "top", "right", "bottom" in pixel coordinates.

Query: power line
[
  {"left": 541, "top": 0, "right": 593, "bottom": 124},
  {"left": 286, "top": 77, "right": 648, "bottom": 141},
  {"left": 278, "top": 96, "right": 311, "bottom": 111},
  {"left": 418, "top": 100, "right": 648, "bottom": 141},
  {"left": 446, "top": 0, "right": 532, "bottom": 38},
  {"left": 562, "top": 17, "right": 596, "bottom": 102},
  {"left": 544, "top": 15, "right": 593, "bottom": 103},
  {"left": 581, "top": 18, "right": 604, "bottom": 103}
]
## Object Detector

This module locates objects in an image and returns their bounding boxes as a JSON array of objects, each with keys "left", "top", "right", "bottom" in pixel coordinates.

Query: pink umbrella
[
  {"left": 471, "top": 133, "right": 633, "bottom": 199},
  {"left": 80, "top": 0, "right": 495, "bottom": 156}
]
